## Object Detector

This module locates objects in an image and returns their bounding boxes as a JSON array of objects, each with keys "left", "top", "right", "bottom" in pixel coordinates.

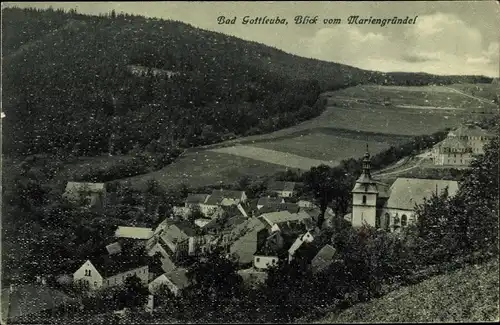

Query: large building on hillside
[
  {"left": 346, "top": 148, "right": 459, "bottom": 231},
  {"left": 431, "top": 123, "right": 494, "bottom": 166}
]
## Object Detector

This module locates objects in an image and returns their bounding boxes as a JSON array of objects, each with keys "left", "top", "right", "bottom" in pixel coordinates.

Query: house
[
  {"left": 347, "top": 148, "right": 459, "bottom": 232},
  {"left": 229, "top": 218, "right": 268, "bottom": 265},
  {"left": 230, "top": 211, "right": 315, "bottom": 266},
  {"left": 310, "top": 244, "right": 337, "bottom": 274},
  {"left": 288, "top": 231, "right": 315, "bottom": 263},
  {"left": 205, "top": 189, "right": 248, "bottom": 207},
  {"left": 257, "top": 197, "right": 285, "bottom": 210},
  {"left": 105, "top": 242, "right": 122, "bottom": 255},
  {"left": 431, "top": 137, "right": 473, "bottom": 166},
  {"left": 172, "top": 206, "right": 191, "bottom": 219},
  {"left": 115, "top": 226, "right": 153, "bottom": 240},
  {"left": 73, "top": 253, "right": 149, "bottom": 291},
  {"left": 146, "top": 219, "right": 198, "bottom": 259},
  {"left": 297, "top": 200, "right": 317, "bottom": 209},
  {"left": 268, "top": 181, "right": 296, "bottom": 198},
  {"left": 63, "top": 182, "right": 106, "bottom": 209},
  {"left": 259, "top": 210, "right": 314, "bottom": 230},
  {"left": 148, "top": 268, "right": 191, "bottom": 296},
  {"left": 431, "top": 123, "right": 494, "bottom": 166},
  {"left": 184, "top": 193, "right": 215, "bottom": 216},
  {"left": 1, "top": 284, "right": 76, "bottom": 323},
  {"left": 256, "top": 202, "right": 300, "bottom": 215},
  {"left": 253, "top": 255, "right": 279, "bottom": 270}
]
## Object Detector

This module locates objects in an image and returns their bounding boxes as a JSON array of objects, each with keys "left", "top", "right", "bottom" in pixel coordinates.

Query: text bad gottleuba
[{"left": 217, "top": 15, "right": 419, "bottom": 26}]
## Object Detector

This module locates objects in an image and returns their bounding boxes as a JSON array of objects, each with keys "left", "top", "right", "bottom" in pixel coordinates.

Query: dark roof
[
  {"left": 208, "top": 189, "right": 245, "bottom": 203},
  {"left": 164, "top": 268, "right": 190, "bottom": 289},
  {"left": 185, "top": 193, "right": 209, "bottom": 204},
  {"left": 90, "top": 245, "right": 148, "bottom": 277},
  {"left": 257, "top": 202, "right": 300, "bottom": 215},
  {"left": 268, "top": 181, "right": 296, "bottom": 192},
  {"left": 257, "top": 197, "right": 284, "bottom": 206},
  {"left": 2, "top": 285, "right": 75, "bottom": 321},
  {"left": 171, "top": 220, "right": 198, "bottom": 237}
]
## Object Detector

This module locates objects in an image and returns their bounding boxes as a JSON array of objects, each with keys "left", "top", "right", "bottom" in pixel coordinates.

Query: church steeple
[
  {"left": 356, "top": 144, "right": 374, "bottom": 185},
  {"left": 351, "top": 144, "right": 379, "bottom": 228},
  {"left": 362, "top": 144, "right": 371, "bottom": 178}
]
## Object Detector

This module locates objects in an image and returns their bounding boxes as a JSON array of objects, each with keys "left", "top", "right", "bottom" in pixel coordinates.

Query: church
[{"left": 345, "top": 148, "right": 459, "bottom": 232}]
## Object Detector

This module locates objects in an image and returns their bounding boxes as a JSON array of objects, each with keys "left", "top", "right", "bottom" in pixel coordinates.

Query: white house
[
  {"left": 253, "top": 255, "right": 279, "bottom": 270},
  {"left": 73, "top": 257, "right": 149, "bottom": 291},
  {"left": 268, "top": 181, "right": 296, "bottom": 198},
  {"left": 288, "top": 231, "right": 315, "bottom": 263}
]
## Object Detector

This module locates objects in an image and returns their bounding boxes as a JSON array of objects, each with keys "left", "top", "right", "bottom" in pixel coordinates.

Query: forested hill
[{"left": 2, "top": 7, "right": 493, "bottom": 158}]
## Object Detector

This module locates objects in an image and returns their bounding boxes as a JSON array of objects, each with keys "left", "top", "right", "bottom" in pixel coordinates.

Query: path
[
  {"left": 444, "top": 86, "right": 495, "bottom": 105},
  {"left": 375, "top": 156, "right": 426, "bottom": 177}
]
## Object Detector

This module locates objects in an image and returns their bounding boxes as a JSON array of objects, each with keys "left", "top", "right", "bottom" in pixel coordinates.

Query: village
[{"left": 2, "top": 121, "right": 494, "bottom": 321}]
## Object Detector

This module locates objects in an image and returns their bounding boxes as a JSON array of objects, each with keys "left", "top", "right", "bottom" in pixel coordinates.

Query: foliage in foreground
[{"left": 319, "top": 258, "right": 499, "bottom": 323}]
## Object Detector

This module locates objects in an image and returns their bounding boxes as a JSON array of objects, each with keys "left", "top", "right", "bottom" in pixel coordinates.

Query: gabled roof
[
  {"left": 259, "top": 210, "right": 312, "bottom": 227},
  {"left": 115, "top": 226, "right": 153, "bottom": 240},
  {"left": 89, "top": 245, "right": 148, "bottom": 278},
  {"left": 437, "top": 137, "right": 470, "bottom": 150},
  {"left": 194, "top": 218, "right": 213, "bottom": 228},
  {"left": 205, "top": 189, "right": 246, "bottom": 205},
  {"left": 2, "top": 285, "right": 75, "bottom": 321},
  {"left": 106, "top": 242, "right": 122, "bottom": 255},
  {"left": 185, "top": 193, "right": 210, "bottom": 204},
  {"left": 65, "top": 182, "right": 105, "bottom": 193},
  {"left": 164, "top": 268, "right": 190, "bottom": 289},
  {"left": 268, "top": 181, "right": 296, "bottom": 192},
  {"left": 257, "top": 202, "right": 300, "bottom": 215},
  {"left": 385, "top": 178, "right": 459, "bottom": 211},
  {"left": 449, "top": 124, "right": 494, "bottom": 138}
]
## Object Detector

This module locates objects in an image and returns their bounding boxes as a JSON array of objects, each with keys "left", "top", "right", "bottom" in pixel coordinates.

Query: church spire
[{"left": 362, "top": 144, "right": 371, "bottom": 178}]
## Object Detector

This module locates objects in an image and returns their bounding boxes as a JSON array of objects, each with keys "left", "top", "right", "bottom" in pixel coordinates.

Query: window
[
  {"left": 256, "top": 257, "right": 260, "bottom": 262},
  {"left": 384, "top": 213, "right": 390, "bottom": 230},
  {"left": 85, "top": 270, "right": 91, "bottom": 276},
  {"left": 362, "top": 195, "right": 367, "bottom": 204},
  {"left": 107, "top": 280, "right": 109, "bottom": 285},
  {"left": 93, "top": 281, "right": 97, "bottom": 287},
  {"left": 375, "top": 214, "right": 381, "bottom": 229},
  {"left": 393, "top": 215, "right": 400, "bottom": 225},
  {"left": 401, "top": 215, "right": 408, "bottom": 227}
]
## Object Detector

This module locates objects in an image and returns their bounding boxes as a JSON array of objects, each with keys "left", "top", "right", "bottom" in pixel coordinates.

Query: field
[
  {"left": 116, "top": 84, "right": 495, "bottom": 188},
  {"left": 315, "top": 259, "right": 499, "bottom": 323},
  {"left": 6, "top": 84, "right": 488, "bottom": 191},
  {"left": 122, "top": 150, "right": 286, "bottom": 191},
  {"left": 448, "top": 83, "right": 500, "bottom": 102}
]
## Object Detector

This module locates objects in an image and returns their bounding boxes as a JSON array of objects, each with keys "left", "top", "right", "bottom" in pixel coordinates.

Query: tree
[{"left": 118, "top": 275, "right": 149, "bottom": 310}]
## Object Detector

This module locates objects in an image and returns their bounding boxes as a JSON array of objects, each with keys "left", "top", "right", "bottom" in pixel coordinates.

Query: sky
[{"left": 3, "top": 1, "right": 500, "bottom": 77}]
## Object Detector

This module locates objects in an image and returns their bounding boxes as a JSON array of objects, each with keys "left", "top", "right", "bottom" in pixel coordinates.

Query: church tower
[{"left": 351, "top": 145, "right": 379, "bottom": 228}]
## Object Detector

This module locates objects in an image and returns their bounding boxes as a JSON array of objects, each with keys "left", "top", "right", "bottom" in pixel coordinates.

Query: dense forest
[{"left": 2, "top": 7, "right": 493, "bottom": 159}]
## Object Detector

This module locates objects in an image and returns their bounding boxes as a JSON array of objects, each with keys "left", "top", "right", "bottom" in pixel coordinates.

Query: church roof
[
  {"left": 352, "top": 182, "right": 378, "bottom": 194},
  {"left": 384, "top": 178, "right": 459, "bottom": 211}
]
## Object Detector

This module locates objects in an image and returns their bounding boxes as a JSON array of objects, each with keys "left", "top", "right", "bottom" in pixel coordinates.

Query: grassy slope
[{"left": 316, "top": 259, "right": 499, "bottom": 323}]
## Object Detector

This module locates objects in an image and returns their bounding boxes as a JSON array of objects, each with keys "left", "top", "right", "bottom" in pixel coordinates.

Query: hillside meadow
[
  {"left": 118, "top": 83, "right": 495, "bottom": 188},
  {"left": 316, "top": 259, "right": 499, "bottom": 323}
]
